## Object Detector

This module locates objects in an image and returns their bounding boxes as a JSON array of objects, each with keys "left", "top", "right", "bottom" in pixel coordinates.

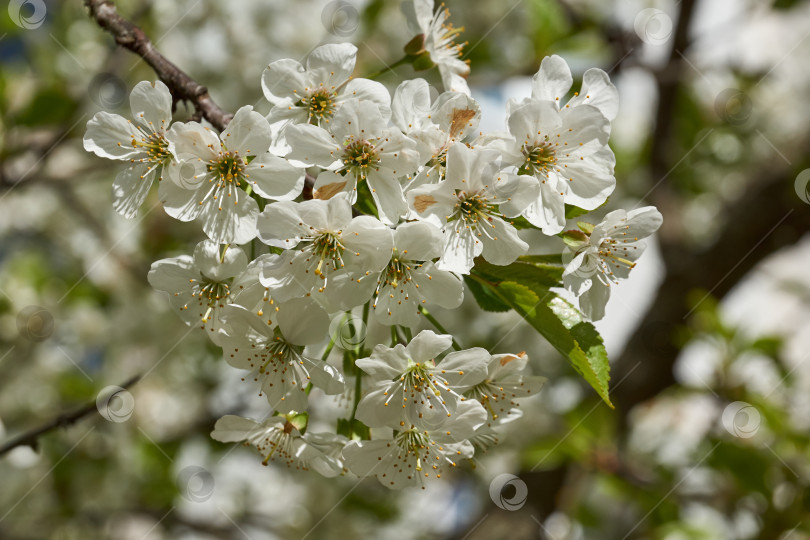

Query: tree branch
[
  {"left": 0, "top": 374, "right": 141, "bottom": 456},
  {"left": 84, "top": 0, "right": 232, "bottom": 131}
]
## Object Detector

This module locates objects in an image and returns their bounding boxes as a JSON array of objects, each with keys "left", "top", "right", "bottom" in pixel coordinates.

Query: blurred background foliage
[{"left": 2, "top": 0, "right": 810, "bottom": 538}]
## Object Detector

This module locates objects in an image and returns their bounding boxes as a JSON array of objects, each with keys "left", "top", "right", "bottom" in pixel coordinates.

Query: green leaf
[
  {"left": 469, "top": 275, "right": 613, "bottom": 407},
  {"left": 337, "top": 418, "right": 371, "bottom": 441},
  {"left": 564, "top": 203, "right": 589, "bottom": 219},
  {"left": 519, "top": 253, "right": 564, "bottom": 265},
  {"left": 464, "top": 275, "right": 510, "bottom": 312},
  {"left": 287, "top": 412, "right": 309, "bottom": 433},
  {"left": 472, "top": 258, "right": 563, "bottom": 291}
]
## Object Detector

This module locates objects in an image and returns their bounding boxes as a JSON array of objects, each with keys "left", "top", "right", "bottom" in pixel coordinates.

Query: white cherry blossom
[
  {"left": 219, "top": 297, "right": 344, "bottom": 412},
  {"left": 530, "top": 54, "right": 619, "bottom": 121},
  {"left": 211, "top": 415, "right": 345, "bottom": 477},
  {"left": 403, "top": 0, "right": 470, "bottom": 95},
  {"left": 285, "top": 100, "right": 419, "bottom": 224},
  {"left": 163, "top": 106, "right": 304, "bottom": 244},
  {"left": 346, "top": 221, "right": 463, "bottom": 326},
  {"left": 464, "top": 352, "right": 547, "bottom": 424},
  {"left": 262, "top": 43, "right": 391, "bottom": 127},
  {"left": 407, "top": 143, "right": 538, "bottom": 274},
  {"left": 342, "top": 399, "right": 485, "bottom": 489},
  {"left": 147, "top": 240, "right": 255, "bottom": 345},
  {"left": 391, "top": 78, "right": 480, "bottom": 190},
  {"left": 563, "top": 206, "right": 663, "bottom": 320},
  {"left": 354, "top": 330, "right": 489, "bottom": 430},
  {"left": 256, "top": 194, "right": 393, "bottom": 303},
  {"left": 83, "top": 80, "right": 174, "bottom": 218},
  {"left": 502, "top": 99, "right": 615, "bottom": 235}
]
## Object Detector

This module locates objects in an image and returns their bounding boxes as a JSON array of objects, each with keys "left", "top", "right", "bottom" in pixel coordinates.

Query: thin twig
[
  {"left": 0, "top": 374, "right": 141, "bottom": 456},
  {"left": 84, "top": 0, "right": 232, "bottom": 130}
]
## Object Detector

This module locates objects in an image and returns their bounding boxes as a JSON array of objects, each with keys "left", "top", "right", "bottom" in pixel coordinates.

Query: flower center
[
  {"left": 208, "top": 150, "right": 246, "bottom": 187},
  {"left": 521, "top": 140, "right": 557, "bottom": 176},
  {"left": 131, "top": 132, "right": 171, "bottom": 165},
  {"left": 189, "top": 277, "right": 231, "bottom": 323},
  {"left": 303, "top": 231, "right": 347, "bottom": 291},
  {"left": 342, "top": 139, "right": 380, "bottom": 180},
  {"left": 298, "top": 88, "right": 337, "bottom": 123},
  {"left": 450, "top": 191, "right": 494, "bottom": 228},
  {"left": 430, "top": 6, "right": 467, "bottom": 59}
]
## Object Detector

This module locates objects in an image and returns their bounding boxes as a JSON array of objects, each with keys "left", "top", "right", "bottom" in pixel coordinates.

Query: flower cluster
[{"left": 84, "top": 0, "right": 660, "bottom": 490}]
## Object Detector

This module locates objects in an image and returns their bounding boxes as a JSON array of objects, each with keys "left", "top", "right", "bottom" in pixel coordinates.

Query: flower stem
[
  {"left": 365, "top": 56, "right": 410, "bottom": 80},
  {"left": 219, "top": 244, "right": 230, "bottom": 263},
  {"left": 420, "top": 306, "right": 462, "bottom": 351},
  {"left": 349, "top": 301, "right": 371, "bottom": 427}
]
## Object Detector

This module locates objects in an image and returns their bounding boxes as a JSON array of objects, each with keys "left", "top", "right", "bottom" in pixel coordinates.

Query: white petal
[
  {"left": 199, "top": 191, "right": 259, "bottom": 244},
  {"left": 407, "top": 182, "right": 457, "bottom": 227},
  {"left": 493, "top": 173, "right": 541, "bottom": 217},
  {"left": 112, "top": 163, "right": 155, "bottom": 219},
  {"left": 437, "top": 227, "right": 481, "bottom": 275},
  {"left": 567, "top": 68, "right": 619, "bottom": 121},
  {"left": 391, "top": 78, "right": 432, "bottom": 134},
  {"left": 580, "top": 280, "right": 610, "bottom": 321},
  {"left": 342, "top": 216, "right": 394, "bottom": 273},
  {"left": 354, "top": 384, "right": 407, "bottom": 428},
  {"left": 285, "top": 123, "right": 340, "bottom": 167},
  {"left": 557, "top": 146, "right": 615, "bottom": 210},
  {"left": 165, "top": 121, "right": 220, "bottom": 159},
  {"left": 356, "top": 343, "right": 410, "bottom": 379},
  {"left": 129, "top": 80, "right": 172, "bottom": 133},
  {"left": 259, "top": 252, "right": 308, "bottom": 301},
  {"left": 331, "top": 99, "right": 387, "bottom": 141},
  {"left": 507, "top": 99, "right": 563, "bottom": 142},
  {"left": 306, "top": 43, "right": 357, "bottom": 86},
  {"left": 406, "top": 330, "right": 452, "bottom": 362},
  {"left": 531, "top": 55, "right": 573, "bottom": 103},
  {"left": 246, "top": 153, "right": 304, "bottom": 201},
  {"left": 522, "top": 178, "right": 566, "bottom": 235},
  {"left": 193, "top": 240, "right": 247, "bottom": 281},
  {"left": 256, "top": 200, "right": 312, "bottom": 249},
  {"left": 438, "top": 347, "right": 490, "bottom": 388},
  {"left": 220, "top": 106, "right": 273, "bottom": 156},
  {"left": 312, "top": 170, "right": 357, "bottom": 202},
  {"left": 261, "top": 58, "right": 309, "bottom": 104},
  {"left": 277, "top": 296, "right": 330, "bottom": 345},
  {"left": 443, "top": 143, "right": 500, "bottom": 191},
  {"left": 210, "top": 415, "right": 260, "bottom": 443},
  {"left": 411, "top": 262, "right": 464, "bottom": 309},
  {"left": 83, "top": 112, "right": 143, "bottom": 160},
  {"left": 147, "top": 255, "right": 195, "bottom": 293},
  {"left": 367, "top": 173, "right": 407, "bottom": 226},
  {"left": 159, "top": 174, "right": 206, "bottom": 223},
  {"left": 341, "top": 78, "right": 392, "bottom": 120},
  {"left": 479, "top": 217, "right": 528, "bottom": 266},
  {"left": 557, "top": 104, "right": 610, "bottom": 157},
  {"left": 394, "top": 221, "right": 443, "bottom": 261}
]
